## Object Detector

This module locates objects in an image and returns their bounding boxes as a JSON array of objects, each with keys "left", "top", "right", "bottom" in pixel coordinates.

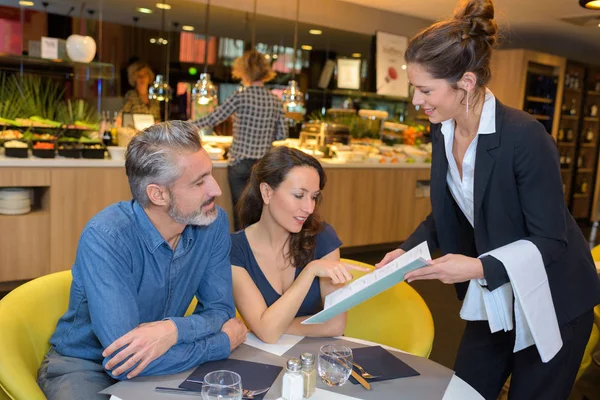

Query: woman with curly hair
[
  {"left": 230, "top": 146, "right": 367, "bottom": 344},
  {"left": 193, "top": 50, "right": 288, "bottom": 229}
]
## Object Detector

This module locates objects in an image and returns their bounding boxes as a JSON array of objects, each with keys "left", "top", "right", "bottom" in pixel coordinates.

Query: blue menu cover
[{"left": 302, "top": 242, "right": 431, "bottom": 324}]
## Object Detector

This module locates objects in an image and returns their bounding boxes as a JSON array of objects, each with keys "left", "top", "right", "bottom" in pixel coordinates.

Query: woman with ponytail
[
  {"left": 193, "top": 50, "right": 288, "bottom": 230},
  {"left": 230, "top": 146, "right": 367, "bottom": 344},
  {"left": 376, "top": 0, "right": 600, "bottom": 398}
]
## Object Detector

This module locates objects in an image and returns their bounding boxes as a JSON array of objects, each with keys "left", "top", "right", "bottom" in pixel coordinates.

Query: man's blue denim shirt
[{"left": 50, "top": 200, "right": 235, "bottom": 380}]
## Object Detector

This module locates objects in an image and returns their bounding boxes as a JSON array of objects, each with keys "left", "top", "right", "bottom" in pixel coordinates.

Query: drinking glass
[
  {"left": 317, "top": 344, "right": 353, "bottom": 386},
  {"left": 201, "top": 370, "right": 242, "bottom": 400}
]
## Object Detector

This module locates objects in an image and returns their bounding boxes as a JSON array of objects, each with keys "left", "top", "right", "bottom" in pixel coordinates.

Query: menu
[{"left": 302, "top": 242, "right": 431, "bottom": 324}]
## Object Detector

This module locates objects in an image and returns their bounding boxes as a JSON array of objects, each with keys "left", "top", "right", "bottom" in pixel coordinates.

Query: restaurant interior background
[{"left": 1, "top": 0, "right": 600, "bottom": 369}]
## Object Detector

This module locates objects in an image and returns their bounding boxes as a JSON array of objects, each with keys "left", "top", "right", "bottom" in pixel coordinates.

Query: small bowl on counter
[
  {"left": 32, "top": 141, "right": 56, "bottom": 158},
  {"left": 82, "top": 143, "right": 106, "bottom": 159},
  {"left": 57, "top": 142, "right": 83, "bottom": 158},
  {"left": 3, "top": 140, "right": 29, "bottom": 158},
  {"left": 107, "top": 146, "right": 126, "bottom": 160}
]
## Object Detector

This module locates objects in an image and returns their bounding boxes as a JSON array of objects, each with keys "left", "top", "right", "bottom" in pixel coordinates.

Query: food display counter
[{"left": 0, "top": 156, "right": 431, "bottom": 285}]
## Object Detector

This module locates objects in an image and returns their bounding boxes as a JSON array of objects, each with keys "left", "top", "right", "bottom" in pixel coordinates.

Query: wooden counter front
[{"left": 0, "top": 162, "right": 431, "bottom": 283}]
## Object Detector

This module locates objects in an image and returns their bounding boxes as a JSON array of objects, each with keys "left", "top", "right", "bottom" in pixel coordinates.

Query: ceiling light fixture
[
  {"left": 301, "top": 45, "right": 312, "bottom": 51},
  {"left": 19, "top": 1, "right": 34, "bottom": 6},
  {"left": 156, "top": 2, "right": 171, "bottom": 9},
  {"left": 137, "top": 7, "right": 152, "bottom": 14},
  {"left": 309, "top": 29, "right": 322, "bottom": 35},
  {"left": 580, "top": 0, "right": 600, "bottom": 9},
  {"left": 352, "top": 53, "right": 361, "bottom": 58},
  {"left": 182, "top": 25, "right": 194, "bottom": 31}
]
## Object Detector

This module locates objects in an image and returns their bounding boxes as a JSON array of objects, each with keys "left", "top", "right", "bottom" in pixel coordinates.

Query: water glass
[
  {"left": 317, "top": 344, "right": 353, "bottom": 386},
  {"left": 201, "top": 370, "right": 242, "bottom": 400}
]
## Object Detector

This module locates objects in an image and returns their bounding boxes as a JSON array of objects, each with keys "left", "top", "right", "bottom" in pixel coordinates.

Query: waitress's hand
[
  {"left": 404, "top": 254, "right": 484, "bottom": 284},
  {"left": 375, "top": 248, "right": 406, "bottom": 269}
]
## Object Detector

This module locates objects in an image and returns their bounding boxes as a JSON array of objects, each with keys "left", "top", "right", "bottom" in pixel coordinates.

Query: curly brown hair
[
  {"left": 237, "top": 146, "right": 327, "bottom": 269},
  {"left": 232, "top": 50, "right": 276, "bottom": 83}
]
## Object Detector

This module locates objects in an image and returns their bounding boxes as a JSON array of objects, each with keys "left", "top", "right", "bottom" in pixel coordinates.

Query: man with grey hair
[{"left": 37, "top": 121, "right": 247, "bottom": 400}]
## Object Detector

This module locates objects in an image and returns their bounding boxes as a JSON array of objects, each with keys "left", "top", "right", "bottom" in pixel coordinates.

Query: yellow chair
[
  {"left": 575, "top": 246, "right": 600, "bottom": 382},
  {"left": 341, "top": 258, "right": 435, "bottom": 358},
  {"left": 0, "top": 271, "right": 240, "bottom": 400},
  {"left": 0, "top": 270, "right": 72, "bottom": 400}
]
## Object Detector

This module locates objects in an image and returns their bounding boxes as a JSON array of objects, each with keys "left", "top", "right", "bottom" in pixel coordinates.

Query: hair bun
[{"left": 454, "top": 0, "right": 497, "bottom": 46}]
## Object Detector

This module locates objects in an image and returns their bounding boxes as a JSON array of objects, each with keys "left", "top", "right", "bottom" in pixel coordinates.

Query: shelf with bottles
[
  {"left": 557, "top": 126, "right": 577, "bottom": 144},
  {"left": 559, "top": 148, "right": 576, "bottom": 170}
]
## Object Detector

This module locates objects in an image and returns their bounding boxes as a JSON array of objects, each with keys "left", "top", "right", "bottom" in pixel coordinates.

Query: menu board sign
[{"left": 376, "top": 31, "right": 409, "bottom": 97}]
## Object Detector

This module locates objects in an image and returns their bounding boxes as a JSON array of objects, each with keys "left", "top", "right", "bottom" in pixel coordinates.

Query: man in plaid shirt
[{"left": 193, "top": 50, "right": 288, "bottom": 229}]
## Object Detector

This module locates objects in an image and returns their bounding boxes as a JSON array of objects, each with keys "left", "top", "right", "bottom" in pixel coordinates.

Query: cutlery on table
[
  {"left": 154, "top": 385, "right": 271, "bottom": 398},
  {"left": 351, "top": 361, "right": 381, "bottom": 379}
]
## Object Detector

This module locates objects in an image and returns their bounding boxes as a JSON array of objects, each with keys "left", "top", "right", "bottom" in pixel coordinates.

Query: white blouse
[{"left": 440, "top": 89, "right": 496, "bottom": 227}]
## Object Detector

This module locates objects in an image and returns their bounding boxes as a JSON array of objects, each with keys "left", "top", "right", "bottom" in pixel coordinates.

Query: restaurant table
[{"left": 103, "top": 336, "right": 484, "bottom": 400}]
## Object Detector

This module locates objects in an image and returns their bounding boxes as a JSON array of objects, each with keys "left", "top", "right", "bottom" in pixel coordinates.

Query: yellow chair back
[
  {"left": 0, "top": 270, "right": 72, "bottom": 400},
  {"left": 575, "top": 245, "right": 600, "bottom": 381},
  {"left": 341, "top": 258, "right": 435, "bottom": 358}
]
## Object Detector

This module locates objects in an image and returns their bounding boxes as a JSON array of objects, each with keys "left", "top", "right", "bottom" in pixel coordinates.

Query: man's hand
[
  {"left": 102, "top": 320, "right": 178, "bottom": 379},
  {"left": 221, "top": 318, "right": 248, "bottom": 351},
  {"left": 404, "top": 254, "right": 484, "bottom": 284}
]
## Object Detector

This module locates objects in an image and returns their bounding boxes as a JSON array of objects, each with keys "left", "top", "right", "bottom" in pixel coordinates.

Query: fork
[
  {"left": 351, "top": 362, "right": 381, "bottom": 380},
  {"left": 242, "top": 386, "right": 271, "bottom": 398}
]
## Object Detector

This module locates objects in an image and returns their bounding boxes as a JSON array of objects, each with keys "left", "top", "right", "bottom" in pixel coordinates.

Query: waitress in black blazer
[{"left": 377, "top": 0, "right": 600, "bottom": 399}]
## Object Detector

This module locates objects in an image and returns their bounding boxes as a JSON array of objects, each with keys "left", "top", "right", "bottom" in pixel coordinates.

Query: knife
[{"left": 350, "top": 369, "right": 371, "bottom": 390}]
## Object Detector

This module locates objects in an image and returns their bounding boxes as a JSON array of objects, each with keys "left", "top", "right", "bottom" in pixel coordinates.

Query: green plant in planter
[
  {"left": 15, "top": 74, "right": 65, "bottom": 124},
  {"left": 57, "top": 99, "right": 99, "bottom": 128},
  {"left": 0, "top": 73, "right": 24, "bottom": 126}
]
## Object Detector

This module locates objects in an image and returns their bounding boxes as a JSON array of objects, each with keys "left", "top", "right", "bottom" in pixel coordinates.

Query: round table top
[{"left": 105, "top": 335, "right": 483, "bottom": 400}]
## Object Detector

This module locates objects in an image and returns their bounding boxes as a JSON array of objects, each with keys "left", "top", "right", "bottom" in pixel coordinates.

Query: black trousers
[
  {"left": 227, "top": 158, "right": 258, "bottom": 231},
  {"left": 454, "top": 309, "right": 594, "bottom": 400}
]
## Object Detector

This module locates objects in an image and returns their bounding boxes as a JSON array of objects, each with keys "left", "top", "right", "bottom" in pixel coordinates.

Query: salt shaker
[
  {"left": 282, "top": 357, "right": 304, "bottom": 400},
  {"left": 300, "top": 353, "right": 316, "bottom": 398}
]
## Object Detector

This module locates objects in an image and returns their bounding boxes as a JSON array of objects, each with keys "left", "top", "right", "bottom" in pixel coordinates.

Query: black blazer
[{"left": 401, "top": 99, "right": 600, "bottom": 326}]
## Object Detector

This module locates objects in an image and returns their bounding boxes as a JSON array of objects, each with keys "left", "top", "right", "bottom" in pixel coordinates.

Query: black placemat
[
  {"left": 348, "top": 345, "right": 420, "bottom": 385},
  {"left": 179, "top": 359, "right": 282, "bottom": 400}
]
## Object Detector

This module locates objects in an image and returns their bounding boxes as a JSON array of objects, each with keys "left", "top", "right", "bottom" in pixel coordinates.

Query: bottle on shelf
[
  {"left": 577, "top": 155, "right": 583, "bottom": 168},
  {"left": 565, "top": 71, "right": 572, "bottom": 89},
  {"left": 111, "top": 111, "right": 119, "bottom": 146},
  {"left": 558, "top": 128, "right": 565, "bottom": 142},
  {"left": 574, "top": 72, "right": 580, "bottom": 90},
  {"left": 102, "top": 111, "right": 112, "bottom": 147},
  {"left": 570, "top": 98, "right": 577, "bottom": 116},
  {"left": 590, "top": 104, "right": 598, "bottom": 118},
  {"left": 566, "top": 129, "right": 574, "bottom": 142},
  {"left": 580, "top": 178, "right": 589, "bottom": 195},
  {"left": 585, "top": 127, "right": 595, "bottom": 143},
  {"left": 560, "top": 151, "right": 566, "bottom": 169},
  {"left": 566, "top": 152, "right": 572, "bottom": 168}
]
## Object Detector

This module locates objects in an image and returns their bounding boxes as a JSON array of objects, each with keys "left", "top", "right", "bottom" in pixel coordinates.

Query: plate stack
[{"left": 0, "top": 188, "right": 33, "bottom": 215}]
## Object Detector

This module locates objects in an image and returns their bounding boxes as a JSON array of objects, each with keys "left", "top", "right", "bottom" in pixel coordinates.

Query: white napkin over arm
[{"left": 460, "top": 239, "right": 562, "bottom": 362}]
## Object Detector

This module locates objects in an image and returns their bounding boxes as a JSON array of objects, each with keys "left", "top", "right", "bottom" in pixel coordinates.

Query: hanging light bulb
[
  {"left": 149, "top": 74, "right": 172, "bottom": 102},
  {"left": 282, "top": 80, "right": 305, "bottom": 113},
  {"left": 282, "top": 0, "right": 305, "bottom": 116},
  {"left": 192, "top": 73, "right": 218, "bottom": 106}
]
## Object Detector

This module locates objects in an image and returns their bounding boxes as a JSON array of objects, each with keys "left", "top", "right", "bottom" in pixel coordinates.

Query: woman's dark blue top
[{"left": 230, "top": 223, "right": 342, "bottom": 317}]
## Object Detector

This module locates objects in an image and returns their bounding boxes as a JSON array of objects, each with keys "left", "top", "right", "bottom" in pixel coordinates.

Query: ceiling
[
  {"left": 1, "top": 0, "right": 600, "bottom": 63},
  {"left": 338, "top": 0, "right": 600, "bottom": 63}
]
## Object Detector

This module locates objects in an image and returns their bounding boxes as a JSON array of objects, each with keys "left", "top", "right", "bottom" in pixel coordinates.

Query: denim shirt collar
[{"left": 132, "top": 201, "right": 194, "bottom": 254}]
